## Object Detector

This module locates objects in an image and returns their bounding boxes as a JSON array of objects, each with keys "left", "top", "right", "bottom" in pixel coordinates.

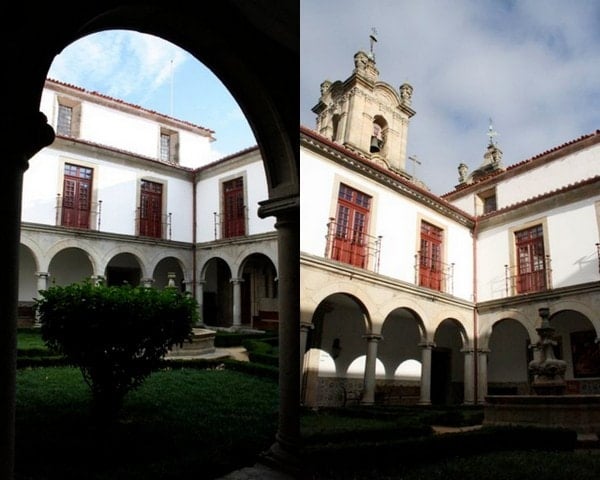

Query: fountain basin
[{"left": 484, "top": 394, "right": 600, "bottom": 434}]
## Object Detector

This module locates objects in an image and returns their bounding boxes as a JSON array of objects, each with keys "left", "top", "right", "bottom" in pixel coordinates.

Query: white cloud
[{"left": 301, "top": 0, "right": 600, "bottom": 194}]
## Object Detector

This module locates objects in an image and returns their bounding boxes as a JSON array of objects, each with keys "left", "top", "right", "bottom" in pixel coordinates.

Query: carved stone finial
[
  {"left": 320, "top": 80, "right": 332, "bottom": 97},
  {"left": 400, "top": 83, "right": 413, "bottom": 106},
  {"left": 458, "top": 163, "right": 469, "bottom": 183}
]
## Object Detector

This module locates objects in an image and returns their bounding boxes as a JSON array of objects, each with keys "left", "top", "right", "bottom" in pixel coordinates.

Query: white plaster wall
[
  {"left": 301, "top": 147, "right": 474, "bottom": 301},
  {"left": 497, "top": 146, "right": 599, "bottom": 209},
  {"left": 178, "top": 129, "right": 213, "bottom": 169},
  {"left": 195, "top": 157, "right": 274, "bottom": 242},
  {"left": 21, "top": 150, "right": 61, "bottom": 224},
  {"left": 448, "top": 143, "right": 600, "bottom": 215},
  {"left": 22, "top": 146, "right": 195, "bottom": 242},
  {"left": 40, "top": 86, "right": 214, "bottom": 169},
  {"left": 300, "top": 149, "right": 337, "bottom": 256},
  {"left": 476, "top": 195, "right": 600, "bottom": 302}
]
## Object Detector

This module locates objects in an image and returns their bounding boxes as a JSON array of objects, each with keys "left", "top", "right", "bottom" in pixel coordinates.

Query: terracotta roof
[
  {"left": 480, "top": 175, "right": 600, "bottom": 219},
  {"left": 45, "top": 78, "right": 215, "bottom": 137},
  {"left": 300, "top": 125, "right": 475, "bottom": 223},
  {"left": 440, "top": 129, "right": 600, "bottom": 198}
]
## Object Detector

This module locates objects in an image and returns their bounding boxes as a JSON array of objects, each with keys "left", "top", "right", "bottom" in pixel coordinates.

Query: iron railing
[
  {"left": 135, "top": 209, "right": 172, "bottom": 240},
  {"left": 213, "top": 207, "right": 248, "bottom": 240},
  {"left": 55, "top": 194, "right": 102, "bottom": 230},
  {"left": 324, "top": 218, "right": 382, "bottom": 272},
  {"left": 414, "top": 251, "right": 455, "bottom": 294},
  {"left": 504, "top": 255, "right": 552, "bottom": 297}
]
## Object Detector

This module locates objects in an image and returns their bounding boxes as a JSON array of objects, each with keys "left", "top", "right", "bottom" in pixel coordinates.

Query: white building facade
[
  {"left": 19, "top": 79, "right": 279, "bottom": 331},
  {"left": 300, "top": 49, "right": 600, "bottom": 407}
]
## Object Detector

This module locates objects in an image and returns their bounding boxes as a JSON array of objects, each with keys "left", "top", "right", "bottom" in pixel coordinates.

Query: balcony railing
[
  {"left": 135, "top": 209, "right": 172, "bottom": 240},
  {"left": 55, "top": 194, "right": 102, "bottom": 230},
  {"left": 213, "top": 207, "right": 248, "bottom": 240},
  {"left": 504, "top": 255, "right": 552, "bottom": 297},
  {"left": 414, "top": 252, "right": 455, "bottom": 294},
  {"left": 324, "top": 218, "right": 382, "bottom": 272}
]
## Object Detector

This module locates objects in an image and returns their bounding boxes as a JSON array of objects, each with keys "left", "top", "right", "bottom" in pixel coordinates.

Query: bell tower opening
[{"left": 311, "top": 32, "right": 416, "bottom": 177}]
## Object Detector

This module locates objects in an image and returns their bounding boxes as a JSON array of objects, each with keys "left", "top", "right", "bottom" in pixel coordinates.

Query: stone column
[
  {"left": 196, "top": 280, "right": 206, "bottom": 326},
  {"left": 361, "top": 334, "right": 382, "bottom": 405},
  {"left": 33, "top": 272, "right": 50, "bottom": 326},
  {"left": 35, "top": 271, "right": 49, "bottom": 293},
  {"left": 418, "top": 341, "right": 435, "bottom": 405},
  {"left": 1, "top": 111, "right": 54, "bottom": 480},
  {"left": 257, "top": 194, "right": 299, "bottom": 473},
  {"left": 167, "top": 272, "right": 176, "bottom": 288},
  {"left": 477, "top": 349, "right": 490, "bottom": 404},
  {"left": 300, "top": 321, "right": 315, "bottom": 403},
  {"left": 91, "top": 275, "right": 104, "bottom": 286},
  {"left": 141, "top": 277, "right": 154, "bottom": 288},
  {"left": 462, "top": 348, "right": 475, "bottom": 405},
  {"left": 230, "top": 277, "right": 243, "bottom": 327}
]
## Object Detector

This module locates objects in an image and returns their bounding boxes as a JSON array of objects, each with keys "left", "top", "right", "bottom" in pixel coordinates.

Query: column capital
[
  {"left": 362, "top": 333, "right": 382, "bottom": 342},
  {"left": 35, "top": 271, "right": 49, "bottom": 279},
  {"left": 461, "top": 347, "right": 475, "bottom": 354},
  {"left": 418, "top": 341, "right": 436, "bottom": 349},
  {"left": 257, "top": 192, "right": 299, "bottom": 220},
  {"left": 230, "top": 277, "right": 244, "bottom": 284},
  {"left": 478, "top": 348, "right": 491, "bottom": 354},
  {"left": 300, "top": 322, "right": 314, "bottom": 332}
]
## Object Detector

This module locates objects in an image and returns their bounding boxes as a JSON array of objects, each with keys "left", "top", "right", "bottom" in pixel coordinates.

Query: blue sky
[
  {"left": 48, "top": 30, "right": 256, "bottom": 162},
  {"left": 301, "top": 0, "right": 600, "bottom": 194}
]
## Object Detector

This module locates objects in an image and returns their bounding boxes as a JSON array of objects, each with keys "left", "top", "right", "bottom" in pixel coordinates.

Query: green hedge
[{"left": 302, "top": 425, "right": 578, "bottom": 475}]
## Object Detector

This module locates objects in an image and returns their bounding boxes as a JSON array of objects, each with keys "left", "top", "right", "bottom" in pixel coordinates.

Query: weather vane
[
  {"left": 487, "top": 118, "right": 498, "bottom": 146},
  {"left": 369, "top": 27, "right": 378, "bottom": 59}
]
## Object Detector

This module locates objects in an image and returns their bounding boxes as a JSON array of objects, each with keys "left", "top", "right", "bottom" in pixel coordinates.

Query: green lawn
[
  {"left": 16, "top": 366, "right": 279, "bottom": 480},
  {"left": 14, "top": 329, "right": 600, "bottom": 479}
]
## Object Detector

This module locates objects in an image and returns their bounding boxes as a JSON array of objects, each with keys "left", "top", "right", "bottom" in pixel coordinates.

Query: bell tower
[{"left": 311, "top": 31, "right": 416, "bottom": 176}]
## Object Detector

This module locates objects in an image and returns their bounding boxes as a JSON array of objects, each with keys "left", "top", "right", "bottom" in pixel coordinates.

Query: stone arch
[
  {"left": 48, "top": 247, "right": 95, "bottom": 287},
  {"left": 104, "top": 252, "right": 144, "bottom": 287},
  {"left": 487, "top": 317, "right": 532, "bottom": 395},
  {"left": 152, "top": 256, "right": 186, "bottom": 291},
  {"left": 238, "top": 252, "right": 278, "bottom": 329},
  {"left": 379, "top": 307, "right": 425, "bottom": 379},
  {"left": 479, "top": 309, "right": 537, "bottom": 349},
  {"left": 44, "top": 238, "right": 100, "bottom": 276},
  {"left": 19, "top": 237, "right": 44, "bottom": 271},
  {"left": 432, "top": 318, "right": 468, "bottom": 404},
  {"left": 550, "top": 300, "right": 599, "bottom": 333},
  {"left": 99, "top": 246, "right": 148, "bottom": 280},
  {"left": 201, "top": 257, "right": 233, "bottom": 327},
  {"left": 18, "top": 244, "right": 39, "bottom": 305}
]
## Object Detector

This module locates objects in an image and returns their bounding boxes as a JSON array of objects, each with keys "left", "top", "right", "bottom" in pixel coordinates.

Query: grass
[
  {"left": 14, "top": 329, "right": 600, "bottom": 479},
  {"left": 15, "top": 366, "right": 279, "bottom": 480}
]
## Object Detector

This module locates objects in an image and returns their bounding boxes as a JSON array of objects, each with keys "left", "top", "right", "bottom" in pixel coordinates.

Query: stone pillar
[
  {"left": 141, "top": 277, "right": 154, "bottom": 288},
  {"left": 91, "top": 275, "right": 105, "bottom": 286},
  {"left": 477, "top": 349, "right": 490, "bottom": 404},
  {"left": 462, "top": 348, "right": 475, "bottom": 405},
  {"left": 300, "top": 321, "right": 314, "bottom": 402},
  {"left": 35, "top": 271, "right": 49, "bottom": 293},
  {"left": 1, "top": 111, "right": 54, "bottom": 480},
  {"left": 418, "top": 341, "right": 435, "bottom": 405},
  {"left": 257, "top": 194, "right": 299, "bottom": 473},
  {"left": 196, "top": 280, "right": 206, "bottom": 326},
  {"left": 33, "top": 272, "right": 50, "bottom": 326},
  {"left": 167, "top": 272, "right": 176, "bottom": 288},
  {"left": 361, "top": 334, "right": 382, "bottom": 405},
  {"left": 230, "top": 277, "right": 243, "bottom": 327}
]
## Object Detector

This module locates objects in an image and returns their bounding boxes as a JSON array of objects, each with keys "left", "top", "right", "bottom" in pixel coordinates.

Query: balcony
[
  {"left": 504, "top": 255, "right": 552, "bottom": 297},
  {"left": 414, "top": 252, "right": 455, "bottom": 295},
  {"left": 213, "top": 207, "right": 248, "bottom": 240},
  {"left": 324, "top": 218, "right": 382, "bottom": 272}
]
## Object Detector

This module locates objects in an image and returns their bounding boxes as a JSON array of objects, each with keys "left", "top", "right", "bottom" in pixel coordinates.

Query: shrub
[{"left": 34, "top": 281, "right": 197, "bottom": 421}]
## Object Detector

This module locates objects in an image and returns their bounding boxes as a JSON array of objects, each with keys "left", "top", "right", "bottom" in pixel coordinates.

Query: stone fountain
[
  {"left": 484, "top": 307, "right": 600, "bottom": 443},
  {"left": 528, "top": 307, "right": 567, "bottom": 395}
]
